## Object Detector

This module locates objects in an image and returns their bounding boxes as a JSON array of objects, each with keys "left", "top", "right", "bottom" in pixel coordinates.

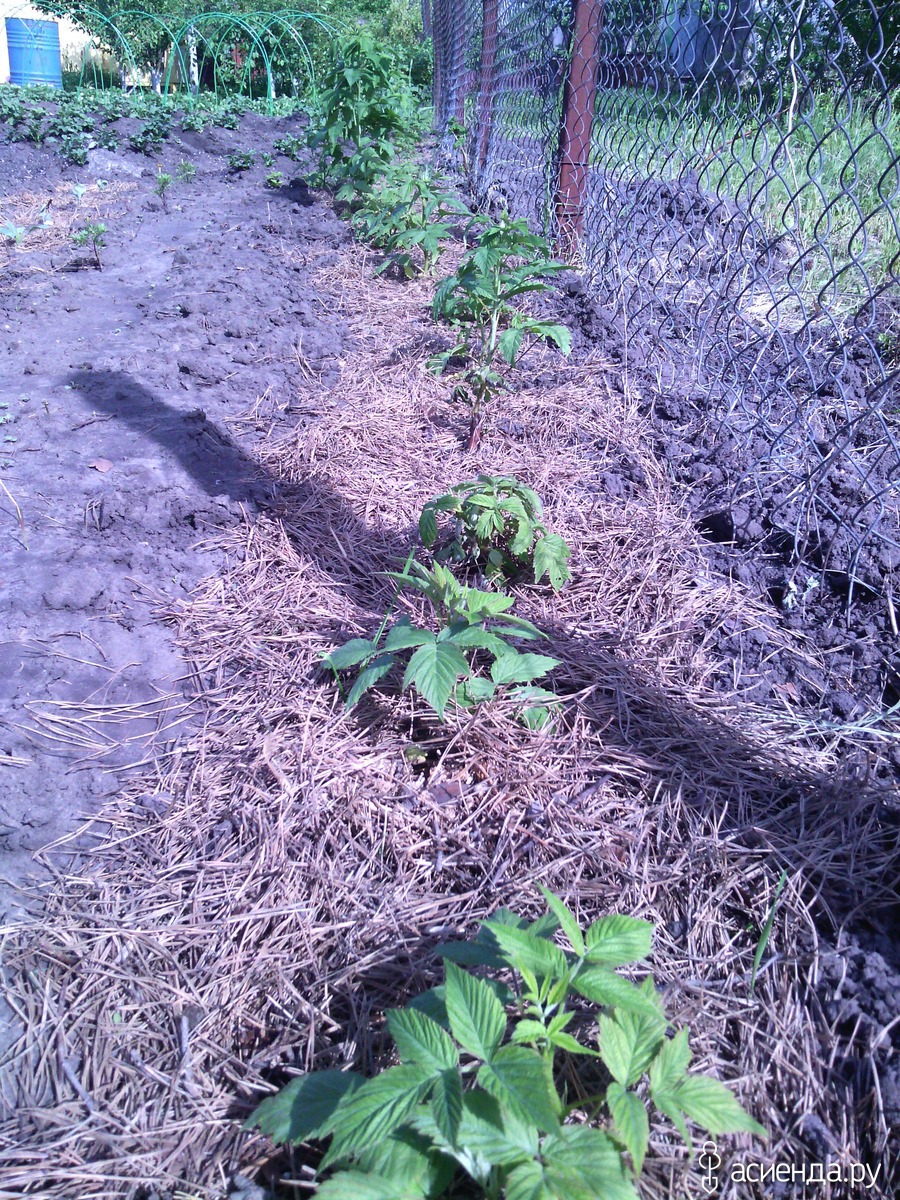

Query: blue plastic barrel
[{"left": 5, "top": 18, "right": 63, "bottom": 88}]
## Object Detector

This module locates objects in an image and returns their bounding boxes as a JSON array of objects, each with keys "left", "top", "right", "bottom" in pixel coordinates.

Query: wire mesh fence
[{"left": 431, "top": 0, "right": 900, "bottom": 603}]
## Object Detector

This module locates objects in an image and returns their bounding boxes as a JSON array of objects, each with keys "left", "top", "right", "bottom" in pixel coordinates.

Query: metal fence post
[
  {"left": 475, "top": 0, "right": 499, "bottom": 175},
  {"left": 556, "top": 0, "right": 603, "bottom": 254}
]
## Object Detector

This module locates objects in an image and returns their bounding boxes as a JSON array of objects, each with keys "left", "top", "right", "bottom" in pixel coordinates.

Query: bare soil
[{"left": 0, "top": 111, "right": 345, "bottom": 921}]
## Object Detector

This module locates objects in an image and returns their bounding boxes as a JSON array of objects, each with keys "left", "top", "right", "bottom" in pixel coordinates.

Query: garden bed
[{"left": 0, "top": 98, "right": 897, "bottom": 1198}]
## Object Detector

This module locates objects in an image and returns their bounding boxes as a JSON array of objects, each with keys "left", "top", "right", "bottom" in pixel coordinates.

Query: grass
[{"left": 593, "top": 87, "right": 900, "bottom": 307}]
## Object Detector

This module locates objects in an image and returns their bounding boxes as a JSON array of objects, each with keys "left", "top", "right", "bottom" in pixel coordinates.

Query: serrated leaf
[
  {"left": 547, "top": 1009, "right": 574, "bottom": 1035},
  {"left": 652, "top": 1087, "right": 693, "bottom": 1151},
  {"left": 521, "top": 708, "right": 550, "bottom": 730},
  {"left": 489, "top": 908, "right": 531, "bottom": 929},
  {"left": 459, "top": 676, "right": 497, "bottom": 704},
  {"left": 346, "top": 653, "right": 394, "bottom": 706},
  {"left": 509, "top": 517, "right": 535, "bottom": 557},
  {"left": 463, "top": 1090, "right": 540, "bottom": 1162},
  {"left": 434, "top": 939, "right": 506, "bottom": 969},
  {"left": 431, "top": 1067, "right": 463, "bottom": 1144},
  {"left": 509, "top": 686, "right": 559, "bottom": 706},
  {"left": 245, "top": 1070, "right": 363, "bottom": 1143},
  {"left": 599, "top": 1014, "right": 635, "bottom": 1086},
  {"left": 490, "top": 652, "right": 561, "bottom": 687},
  {"left": 532, "top": 533, "right": 572, "bottom": 591},
  {"left": 541, "top": 1126, "right": 639, "bottom": 1199},
  {"left": 538, "top": 323, "right": 572, "bottom": 355},
  {"left": 607, "top": 1083, "right": 650, "bottom": 1174},
  {"left": 322, "top": 1065, "right": 433, "bottom": 1167},
  {"left": 510, "top": 1019, "right": 550, "bottom": 1045},
  {"left": 325, "top": 638, "right": 378, "bottom": 670},
  {"left": 477, "top": 1046, "right": 561, "bottom": 1133},
  {"left": 537, "top": 887, "right": 586, "bottom": 956},
  {"left": 584, "top": 915, "right": 653, "bottom": 966},
  {"left": 475, "top": 509, "right": 497, "bottom": 541},
  {"left": 479, "top": 920, "right": 569, "bottom": 980},
  {"left": 572, "top": 966, "right": 660, "bottom": 1016},
  {"left": 515, "top": 693, "right": 559, "bottom": 730},
  {"left": 410, "top": 1089, "right": 537, "bottom": 1170},
  {"left": 418, "top": 506, "right": 439, "bottom": 547},
  {"left": 443, "top": 961, "right": 505, "bottom": 1061},
  {"left": 672, "top": 1076, "right": 767, "bottom": 1137},
  {"left": 384, "top": 622, "right": 436, "bottom": 652},
  {"left": 505, "top": 1160, "right": 557, "bottom": 1200},
  {"left": 463, "top": 493, "right": 497, "bottom": 510},
  {"left": 386, "top": 1009, "right": 458, "bottom": 1074},
  {"left": 461, "top": 589, "right": 515, "bottom": 617},
  {"left": 648, "top": 1027, "right": 691, "bottom": 1094},
  {"left": 498, "top": 326, "right": 525, "bottom": 365},
  {"left": 407, "top": 1111, "right": 493, "bottom": 1186},
  {"left": 426, "top": 350, "right": 452, "bottom": 376},
  {"left": 548, "top": 1030, "right": 598, "bottom": 1055},
  {"left": 403, "top": 642, "right": 470, "bottom": 717},
  {"left": 407, "top": 986, "right": 449, "bottom": 1029},
  {"left": 356, "top": 1125, "right": 457, "bottom": 1197},
  {"left": 489, "top": 614, "right": 544, "bottom": 638},
  {"left": 600, "top": 1007, "right": 666, "bottom": 1087},
  {"left": 498, "top": 495, "right": 529, "bottom": 522},
  {"left": 313, "top": 1172, "right": 420, "bottom": 1200}
]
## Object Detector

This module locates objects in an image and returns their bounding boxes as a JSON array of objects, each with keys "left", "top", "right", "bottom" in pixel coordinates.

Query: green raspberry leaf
[
  {"left": 244, "top": 1069, "right": 363, "bottom": 1143},
  {"left": 607, "top": 1082, "right": 650, "bottom": 1174},
  {"left": 402, "top": 641, "right": 470, "bottom": 717},
  {"left": 532, "top": 533, "right": 571, "bottom": 591},
  {"left": 443, "top": 961, "right": 506, "bottom": 1062}
]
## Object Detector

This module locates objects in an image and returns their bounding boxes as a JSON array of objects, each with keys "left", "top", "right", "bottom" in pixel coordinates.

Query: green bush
[
  {"left": 309, "top": 32, "right": 411, "bottom": 189},
  {"left": 323, "top": 556, "right": 560, "bottom": 727},
  {"left": 348, "top": 162, "right": 467, "bottom": 276}
]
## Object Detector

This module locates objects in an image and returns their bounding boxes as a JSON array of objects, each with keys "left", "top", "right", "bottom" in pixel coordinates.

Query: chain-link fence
[{"left": 431, "top": 0, "right": 900, "bottom": 602}]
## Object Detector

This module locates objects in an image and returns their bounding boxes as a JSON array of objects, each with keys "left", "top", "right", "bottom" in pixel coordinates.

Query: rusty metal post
[
  {"left": 556, "top": 0, "right": 604, "bottom": 255},
  {"left": 475, "top": 0, "right": 499, "bottom": 174}
]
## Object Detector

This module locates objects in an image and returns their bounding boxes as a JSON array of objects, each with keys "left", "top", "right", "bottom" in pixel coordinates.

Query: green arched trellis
[
  {"left": 168, "top": 12, "right": 278, "bottom": 103},
  {"left": 30, "top": 7, "right": 343, "bottom": 109},
  {"left": 120, "top": 9, "right": 190, "bottom": 92},
  {"left": 180, "top": 11, "right": 343, "bottom": 106}
]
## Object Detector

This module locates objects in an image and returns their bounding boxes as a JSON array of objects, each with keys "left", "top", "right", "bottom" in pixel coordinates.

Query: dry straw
[
  {"left": 0, "top": 181, "right": 134, "bottom": 273},
  {"left": 1, "top": 240, "right": 896, "bottom": 1198}
]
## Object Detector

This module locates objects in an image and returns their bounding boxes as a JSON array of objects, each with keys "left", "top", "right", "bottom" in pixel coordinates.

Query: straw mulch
[
  {"left": 0, "top": 181, "right": 134, "bottom": 273},
  {"left": 1, "top": 242, "right": 897, "bottom": 1199}
]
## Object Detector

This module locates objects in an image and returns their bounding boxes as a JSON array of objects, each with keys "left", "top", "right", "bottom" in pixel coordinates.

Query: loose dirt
[{"left": 0, "top": 111, "right": 345, "bottom": 921}]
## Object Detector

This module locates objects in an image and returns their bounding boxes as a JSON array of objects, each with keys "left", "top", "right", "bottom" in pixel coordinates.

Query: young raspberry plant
[
  {"left": 430, "top": 216, "right": 571, "bottom": 449},
  {"left": 247, "top": 890, "right": 766, "bottom": 1198},
  {"left": 323, "top": 558, "right": 561, "bottom": 729},
  {"left": 419, "top": 475, "right": 572, "bottom": 590},
  {"left": 72, "top": 222, "right": 106, "bottom": 270}
]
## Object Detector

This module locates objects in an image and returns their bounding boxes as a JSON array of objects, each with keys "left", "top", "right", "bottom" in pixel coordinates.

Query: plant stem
[{"left": 375, "top": 545, "right": 417, "bottom": 643}]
